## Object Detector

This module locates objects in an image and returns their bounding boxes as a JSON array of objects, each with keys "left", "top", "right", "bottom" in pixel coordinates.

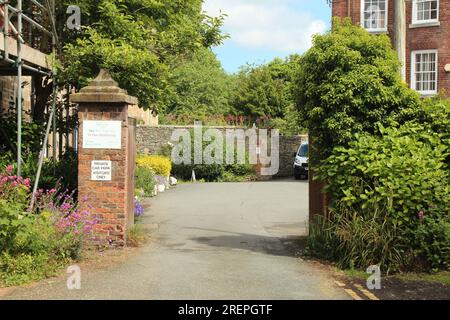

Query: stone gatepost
[{"left": 70, "top": 69, "right": 138, "bottom": 247}]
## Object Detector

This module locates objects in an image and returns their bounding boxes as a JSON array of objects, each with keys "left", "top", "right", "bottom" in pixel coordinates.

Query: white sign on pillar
[
  {"left": 83, "top": 120, "right": 122, "bottom": 149},
  {"left": 91, "top": 161, "right": 112, "bottom": 181}
]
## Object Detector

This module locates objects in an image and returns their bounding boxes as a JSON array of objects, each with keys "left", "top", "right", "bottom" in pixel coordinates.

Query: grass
[
  {"left": 339, "top": 268, "right": 369, "bottom": 280},
  {"left": 126, "top": 224, "right": 148, "bottom": 247},
  {"left": 396, "top": 272, "right": 450, "bottom": 286}
]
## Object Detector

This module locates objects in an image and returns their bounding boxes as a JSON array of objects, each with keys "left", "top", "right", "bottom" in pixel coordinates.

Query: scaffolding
[{"left": 0, "top": 0, "right": 58, "bottom": 200}]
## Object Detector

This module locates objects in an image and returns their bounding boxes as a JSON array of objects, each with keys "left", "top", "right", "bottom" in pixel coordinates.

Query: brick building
[{"left": 331, "top": 0, "right": 450, "bottom": 97}]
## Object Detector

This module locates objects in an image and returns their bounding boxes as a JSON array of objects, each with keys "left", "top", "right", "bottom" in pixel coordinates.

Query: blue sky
[{"left": 203, "top": 0, "right": 332, "bottom": 73}]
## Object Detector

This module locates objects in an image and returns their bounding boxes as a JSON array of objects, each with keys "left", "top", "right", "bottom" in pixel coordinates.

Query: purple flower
[{"left": 135, "top": 198, "right": 144, "bottom": 217}]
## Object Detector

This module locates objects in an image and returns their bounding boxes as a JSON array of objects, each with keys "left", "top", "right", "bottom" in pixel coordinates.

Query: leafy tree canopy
[
  {"left": 294, "top": 18, "right": 420, "bottom": 163},
  {"left": 56, "top": 0, "right": 227, "bottom": 112},
  {"left": 165, "top": 48, "right": 233, "bottom": 118},
  {"left": 230, "top": 54, "right": 301, "bottom": 119}
]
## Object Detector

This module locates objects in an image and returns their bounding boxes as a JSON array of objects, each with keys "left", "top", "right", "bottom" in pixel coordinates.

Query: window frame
[
  {"left": 360, "top": 0, "right": 389, "bottom": 32},
  {"left": 412, "top": 0, "right": 439, "bottom": 25},
  {"left": 410, "top": 49, "right": 439, "bottom": 96}
]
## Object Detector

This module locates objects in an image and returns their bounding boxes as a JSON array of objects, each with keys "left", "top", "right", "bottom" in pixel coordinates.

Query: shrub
[
  {"left": 0, "top": 149, "right": 78, "bottom": 194},
  {"left": 312, "top": 123, "right": 450, "bottom": 272},
  {"left": 294, "top": 18, "right": 420, "bottom": 164},
  {"left": 308, "top": 203, "right": 405, "bottom": 273},
  {"left": 0, "top": 165, "right": 96, "bottom": 286},
  {"left": 170, "top": 128, "right": 256, "bottom": 182},
  {"left": 0, "top": 200, "right": 35, "bottom": 254},
  {"left": 172, "top": 162, "right": 256, "bottom": 182},
  {"left": 137, "top": 155, "right": 172, "bottom": 177},
  {"left": 415, "top": 216, "right": 450, "bottom": 271},
  {"left": 135, "top": 165, "right": 157, "bottom": 197},
  {"left": 0, "top": 252, "right": 61, "bottom": 286}
]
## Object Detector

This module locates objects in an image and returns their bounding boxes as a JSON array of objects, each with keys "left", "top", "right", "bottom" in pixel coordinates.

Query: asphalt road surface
[{"left": 2, "top": 180, "right": 349, "bottom": 300}]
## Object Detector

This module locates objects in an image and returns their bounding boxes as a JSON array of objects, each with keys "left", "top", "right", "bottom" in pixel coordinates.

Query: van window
[{"left": 297, "top": 144, "right": 308, "bottom": 157}]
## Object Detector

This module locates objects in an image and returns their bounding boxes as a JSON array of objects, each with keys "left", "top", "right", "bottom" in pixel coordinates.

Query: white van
[{"left": 294, "top": 142, "right": 309, "bottom": 180}]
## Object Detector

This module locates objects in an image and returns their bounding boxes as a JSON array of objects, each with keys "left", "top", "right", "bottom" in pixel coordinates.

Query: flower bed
[{"left": 0, "top": 165, "right": 97, "bottom": 286}]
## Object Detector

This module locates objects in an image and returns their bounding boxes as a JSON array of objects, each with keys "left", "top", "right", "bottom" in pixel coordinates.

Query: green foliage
[
  {"left": 231, "top": 55, "right": 301, "bottom": 120},
  {"left": 58, "top": 0, "right": 227, "bottom": 112},
  {"left": 296, "top": 19, "right": 450, "bottom": 273},
  {"left": 0, "top": 203, "right": 82, "bottom": 286},
  {"left": 170, "top": 128, "right": 256, "bottom": 182},
  {"left": 0, "top": 200, "right": 34, "bottom": 254},
  {"left": 0, "top": 165, "right": 93, "bottom": 287},
  {"left": 411, "top": 96, "right": 450, "bottom": 170},
  {"left": 415, "top": 217, "right": 450, "bottom": 271},
  {"left": 0, "top": 252, "right": 62, "bottom": 287},
  {"left": 166, "top": 48, "right": 233, "bottom": 118},
  {"left": 135, "top": 165, "right": 156, "bottom": 197},
  {"left": 264, "top": 105, "right": 306, "bottom": 136},
  {"left": 0, "top": 108, "right": 45, "bottom": 156},
  {"left": 308, "top": 204, "right": 404, "bottom": 273},
  {"left": 0, "top": 150, "right": 78, "bottom": 193},
  {"left": 126, "top": 224, "right": 148, "bottom": 247},
  {"left": 172, "top": 160, "right": 256, "bottom": 182},
  {"left": 294, "top": 18, "right": 420, "bottom": 164},
  {"left": 318, "top": 123, "right": 449, "bottom": 226},
  {"left": 312, "top": 119, "right": 450, "bottom": 272}
]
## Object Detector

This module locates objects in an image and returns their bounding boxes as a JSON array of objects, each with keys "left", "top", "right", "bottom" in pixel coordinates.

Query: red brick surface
[
  {"left": 332, "top": 0, "right": 450, "bottom": 96},
  {"left": 78, "top": 103, "right": 132, "bottom": 247}
]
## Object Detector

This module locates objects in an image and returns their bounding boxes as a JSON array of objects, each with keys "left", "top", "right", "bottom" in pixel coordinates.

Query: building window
[
  {"left": 361, "top": 0, "right": 388, "bottom": 32},
  {"left": 411, "top": 50, "right": 438, "bottom": 95},
  {"left": 413, "top": 0, "right": 439, "bottom": 24}
]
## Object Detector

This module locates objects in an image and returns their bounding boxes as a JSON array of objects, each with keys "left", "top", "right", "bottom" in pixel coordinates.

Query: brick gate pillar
[
  {"left": 70, "top": 69, "right": 138, "bottom": 247},
  {"left": 308, "top": 136, "right": 330, "bottom": 226}
]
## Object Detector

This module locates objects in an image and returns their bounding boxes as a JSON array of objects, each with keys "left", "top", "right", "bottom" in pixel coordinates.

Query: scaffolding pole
[
  {"left": 1, "top": 0, "right": 55, "bottom": 179},
  {"left": 16, "top": 0, "right": 22, "bottom": 176}
]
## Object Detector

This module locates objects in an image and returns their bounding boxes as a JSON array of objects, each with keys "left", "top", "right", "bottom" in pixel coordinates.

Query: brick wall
[
  {"left": 78, "top": 104, "right": 130, "bottom": 247},
  {"left": 405, "top": 0, "right": 450, "bottom": 95},
  {"left": 136, "top": 125, "right": 307, "bottom": 178},
  {"left": 332, "top": 0, "right": 450, "bottom": 96}
]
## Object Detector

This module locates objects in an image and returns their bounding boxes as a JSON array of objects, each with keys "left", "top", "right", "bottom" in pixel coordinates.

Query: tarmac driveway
[{"left": 2, "top": 180, "right": 349, "bottom": 300}]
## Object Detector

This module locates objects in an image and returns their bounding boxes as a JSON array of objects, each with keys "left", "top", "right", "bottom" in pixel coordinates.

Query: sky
[{"left": 203, "top": 0, "right": 332, "bottom": 73}]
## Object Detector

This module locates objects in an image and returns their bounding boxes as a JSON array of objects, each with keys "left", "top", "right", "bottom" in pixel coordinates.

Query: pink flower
[
  {"left": 5, "top": 165, "right": 13, "bottom": 174},
  {"left": 23, "top": 178, "right": 31, "bottom": 187}
]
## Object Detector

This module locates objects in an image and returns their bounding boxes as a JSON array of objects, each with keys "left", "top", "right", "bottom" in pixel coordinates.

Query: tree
[
  {"left": 165, "top": 48, "right": 233, "bottom": 118},
  {"left": 294, "top": 18, "right": 420, "bottom": 164},
  {"left": 230, "top": 55, "right": 300, "bottom": 120},
  {"left": 55, "top": 0, "right": 227, "bottom": 112}
]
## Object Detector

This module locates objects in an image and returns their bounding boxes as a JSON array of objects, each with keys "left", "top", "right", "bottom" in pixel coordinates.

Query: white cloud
[{"left": 203, "top": 0, "right": 327, "bottom": 53}]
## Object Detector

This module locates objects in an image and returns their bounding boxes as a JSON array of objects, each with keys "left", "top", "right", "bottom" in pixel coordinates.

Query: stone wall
[
  {"left": 277, "top": 135, "right": 308, "bottom": 177},
  {"left": 136, "top": 125, "right": 308, "bottom": 179}
]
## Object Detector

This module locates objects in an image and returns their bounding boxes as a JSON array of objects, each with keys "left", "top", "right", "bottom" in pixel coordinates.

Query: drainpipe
[{"left": 394, "top": 0, "right": 407, "bottom": 81}]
